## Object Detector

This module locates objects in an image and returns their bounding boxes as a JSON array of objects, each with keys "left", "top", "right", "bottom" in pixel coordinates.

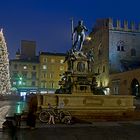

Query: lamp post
[{"left": 18, "top": 77, "right": 23, "bottom": 86}]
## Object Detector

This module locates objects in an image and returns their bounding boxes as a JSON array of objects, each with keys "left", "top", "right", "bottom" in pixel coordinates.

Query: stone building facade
[
  {"left": 39, "top": 52, "right": 67, "bottom": 93},
  {"left": 10, "top": 41, "right": 67, "bottom": 95},
  {"left": 84, "top": 18, "right": 140, "bottom": 96},
  {"left": 109, "top": 19, "right": 140, "bottom": 73},
  {"left": 109, "top": 68, "right": 140, "bottom": 96},
  {"left": 10, "top": 59, "right": 40, "bottom": 95}
]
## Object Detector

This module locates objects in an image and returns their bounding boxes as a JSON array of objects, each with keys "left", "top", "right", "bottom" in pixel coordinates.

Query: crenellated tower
[
  {"left": 108, "top": 18, "right": 140, "bottom": 73},
  {"left": 83, "top": 18, "right": 140, "bottom": 90}
]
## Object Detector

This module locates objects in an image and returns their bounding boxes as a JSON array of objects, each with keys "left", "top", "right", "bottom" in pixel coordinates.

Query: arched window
[
  {"left": 103, "top": 65, "right": 105, "bottom": 72},
  {"left": 117, "top": 41, "right": 125, "bottom": 51},
  {"left": 131, "top": 48, "right": 136, "bottom": 56}
]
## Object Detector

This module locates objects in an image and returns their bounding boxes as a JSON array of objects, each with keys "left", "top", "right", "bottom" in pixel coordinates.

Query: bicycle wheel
[
  {"left": 60, "top": 111, "right": 71, "bottom": 124},
  {"left": 62, "top": 116, "right": 71, "bottom": 124},
  {"left": 39, "top": 111, "right": 50, "bottom": 123}
]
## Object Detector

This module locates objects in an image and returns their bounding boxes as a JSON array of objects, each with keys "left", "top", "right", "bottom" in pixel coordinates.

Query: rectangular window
[
  {"left": 22, "top": 72, "right": 28, "bottom": 78},
  {"left": 33, "top": 66, "right": 36, "bottom": 70},
  {"left": 103, "top": 66, "right": 105, "bottom": 72},
  {"left": 32, "top": 81, "right": 36, "bottom": 86},
  {"left": 50, "top": 73, "right": 54, "bottom": 79},
  {"left": 112, "top": 80, "right": 120, "bottom": 95},
  {"left": 14, "top": 64, "right": 17, "bottom": 69},
  {"left": 51, "top": 82, "right": 54, "bottom": 88},
  {"left": 42, "top": 73, "right": 46, "bottom": 79},
  {"left": 51, "top": 59, "right": 55, "bottom": 63},
  {"left": 131, "top": 49, "right": 136, "bottom": 56},
  {"left": 32, "top": 72, "right": 36, "bottom": 79},
  {"left": 13, "top": 81, "right": 16, "bottom": 85},
  {"left": 117, "top": 46, "right": 120, "bottom": 51},
  {"left": 41, "top": 81, "right": 46, "bottom": 88},
  {"left": 121, "top": 46, "right": 124, "bottom": 51},
  {"left": 98, "top": 68, "right": 100, "bottom": 74},
  {"left": 13, "top": 71, "right": 18, "bottom": 77},
  {"left": 41, "top": 82, "right": 44, "bottom": 88},
  {"left": 60, "top": 59, "right": 64, "bottom": 64},
  {"left": 43, "top": 58, "right": 47, "bottom": 62},
  {"left": 42, "top": 65, "right": 47, "bottom": 70}
]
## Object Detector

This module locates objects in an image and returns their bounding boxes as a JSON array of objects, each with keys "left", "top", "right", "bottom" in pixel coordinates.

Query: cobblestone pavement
[{"left": 1, "top": 121, "right": 140, "bottom": 140}]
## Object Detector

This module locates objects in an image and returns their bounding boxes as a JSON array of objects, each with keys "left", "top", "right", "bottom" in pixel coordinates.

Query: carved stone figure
[
  {"left": 87, "top": 48, "right": 94, "bottom": 62},
  {"left": 87, "top": 48, "right": 94, "bottom": 72},
  {"left": 64, "top": 49, "right": 76, "bottom": 71}
]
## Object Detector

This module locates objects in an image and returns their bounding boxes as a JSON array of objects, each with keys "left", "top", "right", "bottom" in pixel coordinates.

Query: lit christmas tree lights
[{"left": 0, "top": 29, "right": 11, "bottom": 94}]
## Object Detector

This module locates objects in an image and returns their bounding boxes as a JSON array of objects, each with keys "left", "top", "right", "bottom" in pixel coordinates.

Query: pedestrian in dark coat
[{"left": 26, "top": 93, "right": 38, "bottom": 129}]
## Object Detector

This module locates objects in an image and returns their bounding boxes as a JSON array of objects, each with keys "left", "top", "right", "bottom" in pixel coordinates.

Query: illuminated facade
[
  {"left": 10, "top": 59, "right": 40, "bottom": 95},
  {"left": 84, "top": 18, "right": 140, "bottom": 96},
  {"left": 109, "top": 68, "right": 140, "bottom": 96},
  {"left": 39, "top": 52, "right": 67, "bottom": 93},
  {"left": 10, "top": 50, "right": 67, "bottom": 94}
]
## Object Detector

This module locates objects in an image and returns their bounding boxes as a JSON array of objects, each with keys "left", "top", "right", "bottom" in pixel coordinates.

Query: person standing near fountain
[{"left": 26, "top": 93, "right": 38, "bottom": 129}]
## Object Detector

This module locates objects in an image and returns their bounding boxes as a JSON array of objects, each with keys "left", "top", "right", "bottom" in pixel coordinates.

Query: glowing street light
[
  {"left": 19, "top": 77, "right": 22, "bottom": 81},
  {"left": 86, "top": 36, "right": 91, "bottom": 41},
  {"left": 18, "top": 81, "right": 22, "bottom": 85},
  {"left": 18, "top": 76, "right": 23, "bottom": 85}
]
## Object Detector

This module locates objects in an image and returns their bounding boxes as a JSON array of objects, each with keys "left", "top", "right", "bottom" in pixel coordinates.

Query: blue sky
[{"left": 0, "top": 0, "right": 140, "bottom": 58}]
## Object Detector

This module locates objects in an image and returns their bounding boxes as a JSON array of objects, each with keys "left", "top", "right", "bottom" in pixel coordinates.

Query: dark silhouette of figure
[
  {"left": 14, "top": 113, "right": 21, "bottom": 128},
  {"left": 87, "top": 48, "right": 94, "bottom": 72},
  {"left": 64, "top": 49, "right": 76, "bottom": 71},
  {"left": 26, "top": 93, "right": 38, "bottom": 129},
  {"left": 72, "top": 20, "right": 88, "bottom": 52}
]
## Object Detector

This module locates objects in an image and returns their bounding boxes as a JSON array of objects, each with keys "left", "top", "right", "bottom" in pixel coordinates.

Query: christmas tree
[{"left": 0, "top": 29, "right": 11, "bottom": 94}]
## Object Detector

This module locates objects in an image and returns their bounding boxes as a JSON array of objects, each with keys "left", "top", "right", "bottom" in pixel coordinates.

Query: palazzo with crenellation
[{"left": 84, "top": 18, "right": 140, "bottom": 96}]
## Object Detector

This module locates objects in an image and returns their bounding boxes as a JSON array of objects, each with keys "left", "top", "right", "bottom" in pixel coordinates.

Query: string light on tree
[{"left": 0, "top": 29, "right": 11, "bottom": 94}]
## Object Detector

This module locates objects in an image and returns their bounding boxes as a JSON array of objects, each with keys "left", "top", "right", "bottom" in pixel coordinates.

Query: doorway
[{"left": 131, "top": 79, "right": 140, "bottom": 96}]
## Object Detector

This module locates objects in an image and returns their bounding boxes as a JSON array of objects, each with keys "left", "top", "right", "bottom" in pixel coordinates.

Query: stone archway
[{"left": 131, "top": 78, "right": 140, "bottom": 96}]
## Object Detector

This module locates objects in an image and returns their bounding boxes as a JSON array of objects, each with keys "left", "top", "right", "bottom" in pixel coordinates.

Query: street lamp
[
  {"left": 18, "top": 77, "right": 23, "bottom": 85},
  {"left": 86, "top": 36, "right": 91, "bottom": 41}
]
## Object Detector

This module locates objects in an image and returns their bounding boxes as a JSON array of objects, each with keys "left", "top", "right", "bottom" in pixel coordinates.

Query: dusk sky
[{"left": 0, "top": 0, "right": 140, "bottom": 59}]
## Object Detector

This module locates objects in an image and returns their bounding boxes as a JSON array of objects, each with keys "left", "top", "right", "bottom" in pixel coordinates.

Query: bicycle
[{"left": 38, "top": 107, "right": 72, "bottom": 124}]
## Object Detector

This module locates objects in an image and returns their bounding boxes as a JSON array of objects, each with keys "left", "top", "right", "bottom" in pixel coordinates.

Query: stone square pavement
[{"left": 1, "top": 121, "right": 140, "bottom": 140}]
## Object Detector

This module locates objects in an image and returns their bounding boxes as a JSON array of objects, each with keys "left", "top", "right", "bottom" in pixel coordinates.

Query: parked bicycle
[{"left": 39, "top": 107, "right": 72, "bottom": 124}]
